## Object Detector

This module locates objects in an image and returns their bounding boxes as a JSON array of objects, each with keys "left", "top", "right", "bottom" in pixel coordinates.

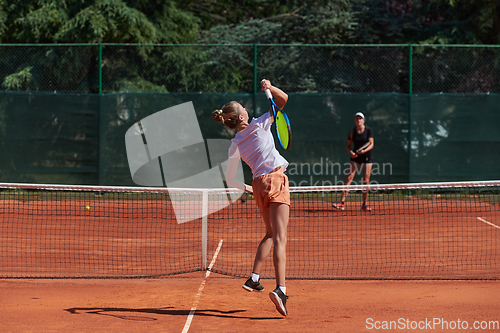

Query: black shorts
[{"left": 351, "top": 154, "right": 373, "bottom": 164}]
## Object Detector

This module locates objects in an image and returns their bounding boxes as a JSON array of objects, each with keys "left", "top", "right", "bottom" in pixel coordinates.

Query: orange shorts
[{"left": 252, "top": 167, "right": 290, "bottom": 213}]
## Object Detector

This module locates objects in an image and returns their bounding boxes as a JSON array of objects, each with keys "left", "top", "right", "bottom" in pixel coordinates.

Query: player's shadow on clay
[{"left": 64, "top": 307, "right": 282, "bottom": 321}]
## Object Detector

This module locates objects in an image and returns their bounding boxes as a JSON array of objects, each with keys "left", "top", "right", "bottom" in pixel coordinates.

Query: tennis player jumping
[{"left": 212, "top": 79, "right": 290, "bottom": 316}]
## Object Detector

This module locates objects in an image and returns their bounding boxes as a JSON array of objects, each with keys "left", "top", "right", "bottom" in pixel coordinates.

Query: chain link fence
[
  {"left": 0, "top": 44, "right": 98, "bottom": 93},
  {"left": 412, "top": 45, "right": 500, "bottom": 94},
  {"left": 1, "top": 44, "right": 499, "bottom": 94},
  {"left": 0, "top": 44, "right": 499, "bottom": 185}
]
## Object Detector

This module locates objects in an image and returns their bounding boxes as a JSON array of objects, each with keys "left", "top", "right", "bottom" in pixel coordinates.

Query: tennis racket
[
  {"left": 357, "top": 141, "right": 372, "bottom": 153},
  {"left": 264, "top": 88, "right": 292, "bottom": 150}
]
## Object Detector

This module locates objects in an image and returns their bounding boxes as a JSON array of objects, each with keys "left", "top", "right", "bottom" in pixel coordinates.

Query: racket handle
[{"left": 264, "top": 88, "right": 273, "bottom": 100}]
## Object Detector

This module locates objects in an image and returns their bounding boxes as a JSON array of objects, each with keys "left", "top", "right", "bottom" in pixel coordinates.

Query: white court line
[
  {"left": 181, "top": 239, "right": 223, "bottom": 333},
  {"left": 477, "top": 217, "right": 500, "bottom": 230}
]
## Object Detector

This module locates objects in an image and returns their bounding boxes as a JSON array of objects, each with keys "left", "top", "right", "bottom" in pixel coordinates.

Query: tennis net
[{"left": 1, "top": 181, "right": 499, "bottom": 279}]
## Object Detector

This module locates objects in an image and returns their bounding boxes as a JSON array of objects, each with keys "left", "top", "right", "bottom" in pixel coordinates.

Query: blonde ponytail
[
  {"left": 213, "top": 101, "right": 240, "bottom": 129},
  {"left": 212, "top": 109, "right": 224, "bottom": 124}
]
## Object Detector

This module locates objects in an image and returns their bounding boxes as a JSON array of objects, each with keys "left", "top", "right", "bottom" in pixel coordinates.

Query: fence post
[
  {"left": 98, "top": 43, "right": 102, "bottom": 94},
  {"left": 98, "top": 43, "right": 103, "bottom": 185},
  {"left": 408, "top": 44, "right": 413, "bottom": 183}
]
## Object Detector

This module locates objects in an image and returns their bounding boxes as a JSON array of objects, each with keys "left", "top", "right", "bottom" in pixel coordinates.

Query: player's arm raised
[{"left": 261, "top": 79, "right": 288, "bottom": 110}]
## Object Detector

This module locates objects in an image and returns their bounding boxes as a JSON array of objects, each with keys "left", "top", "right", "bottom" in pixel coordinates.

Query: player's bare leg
[
  {"left": 333, "top": 161, "right": 359, "bottom": 210},
  {"left": 268, "top": 202, "right": 289, "bottom": 316},
  {"left": 361, "top": 163, "right": 373, "bottom": 211},
  {"left": 270, "top": 202, "right": 289, "bottom": 287},
  {"left": 251, "top": 208, "right": 273, "bottom": 275},
  {"left": 243, "top": 209, "right": 273, "bottom": 292}
]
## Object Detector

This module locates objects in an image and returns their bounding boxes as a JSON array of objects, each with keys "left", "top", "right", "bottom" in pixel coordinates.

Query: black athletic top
[{"left": 349, "top": 126, "right": 373, "bottom": 164}]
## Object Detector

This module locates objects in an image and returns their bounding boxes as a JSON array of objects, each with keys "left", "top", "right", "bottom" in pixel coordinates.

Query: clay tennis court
[
  {"left": 1, "top": 185, "right": 499, "bottom": 331},
  {"left": 2, "top": 276, "right": 499, "bottom": 332}
]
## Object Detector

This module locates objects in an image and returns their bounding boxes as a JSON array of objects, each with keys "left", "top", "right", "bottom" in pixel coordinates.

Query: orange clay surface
[{"left": 1, "top": 272, "right": 499, "bottom": 333}]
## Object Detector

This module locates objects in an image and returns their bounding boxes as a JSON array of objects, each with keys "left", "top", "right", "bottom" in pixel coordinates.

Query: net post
[{"left": 201, "top": 189, "right": 208, "bottom": 271}]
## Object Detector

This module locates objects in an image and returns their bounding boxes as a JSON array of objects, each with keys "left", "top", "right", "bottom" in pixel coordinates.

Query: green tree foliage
[
  {"left": 199, "top": 0, "right": 357, "bottom": 44},
  {"left": 196, "top": 1, "right": 359, "bottom": 94},
  {"left": 0, "top": 0, "right": 200, "bottom": 43},
  {"left": 435, "top": 0, "right": 500, "bottom": 44},
  {"left": 352, "top": 0, "right": 500, "bottom": 44},
  {"left": 0, "top": 1, "right": 204, "bottom": 93},
  {"left": 177, "top": 0, "right": 321, "bottom": 30},
  {"left": 0, "top": 0, "right": 498, "bottom": 45}
]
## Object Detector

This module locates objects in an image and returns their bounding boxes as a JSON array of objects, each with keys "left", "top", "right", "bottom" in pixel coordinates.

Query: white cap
[{"left": 355, "top": 112, "right": 365, "bottom": 119}]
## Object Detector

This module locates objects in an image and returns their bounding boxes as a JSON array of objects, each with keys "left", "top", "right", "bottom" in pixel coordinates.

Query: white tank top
[{"left": 228, "top": 112, "right": 288, "bottom": 179}]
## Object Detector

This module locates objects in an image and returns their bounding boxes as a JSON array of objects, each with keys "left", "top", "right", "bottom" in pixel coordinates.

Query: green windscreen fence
[
  {"left": 0, "top": 92, "right": 99, "bottom": 185},
  {"left": 0, "top": 92, "right": 499, "bottom": 186}
]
